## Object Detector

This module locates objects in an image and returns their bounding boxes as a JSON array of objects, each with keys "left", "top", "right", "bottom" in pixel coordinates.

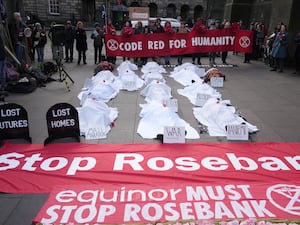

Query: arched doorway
[
  {"left": 180, "top": 4, "right": 190, "bottom": 21},
  {"left": 166, "top": 3, "right": 176, "bottom": 18},
  {"left": 194, "top": 5, "right": 203, "bottom": 20},
  {"left": 148, "top": 3, "right": 157, "bottom": 17}
]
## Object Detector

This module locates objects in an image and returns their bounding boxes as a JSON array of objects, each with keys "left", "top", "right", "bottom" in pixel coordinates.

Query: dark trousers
[
  {"left": 274, "top": 58, "right": 285, "bottom": 71},
  {"left": 192, "top": 53, "right": 202, "bottom": 64},
  {"left": 77, "top": 50, "right": 86, "bottom": 64},
  {"left": 94, "top": 45, "right": 103, "bottom": 64},
  {"left": 221, "top": 52, "right": 228, "bottom": 63},
  {"left": 65, "top": 41, "right": 74, "bottom": 62}
]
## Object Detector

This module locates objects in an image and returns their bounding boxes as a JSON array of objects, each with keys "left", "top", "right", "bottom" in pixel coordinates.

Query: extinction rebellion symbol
[
  {"left": 267, "top": 184, "right": 300, "bottom": 216},
  {"left": 239, "top": 36, "right": 251, "bottom": 48},
  {"left": 107, "top": 39, "right": 119, "bottom": 51}
]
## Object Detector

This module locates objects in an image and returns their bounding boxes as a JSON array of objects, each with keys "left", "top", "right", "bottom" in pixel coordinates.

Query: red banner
[
  {"left": 1, "top": 142, "right": 300, "bottom": 194},
  {"left": 105, "top": 29, "right": 253, "bottom": 57},
  {"left": 33, "top": 182, "right": 300, "bottom": 224}
]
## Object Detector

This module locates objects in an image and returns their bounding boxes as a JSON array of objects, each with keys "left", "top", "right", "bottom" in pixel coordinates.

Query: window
[{"left": 49, "top": 0, "right": 60, "bottom": 15}]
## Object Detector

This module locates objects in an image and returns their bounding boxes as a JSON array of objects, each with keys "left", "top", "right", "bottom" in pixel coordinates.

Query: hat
[
  {"left": 66, "top": 20, "right": 71, "bottom": 24},
  {"left": 35, "top": 22, "right": 41, "bottom": 28},
  {"left": 94, "top": 22, "right": 100, "bottom": 27}
]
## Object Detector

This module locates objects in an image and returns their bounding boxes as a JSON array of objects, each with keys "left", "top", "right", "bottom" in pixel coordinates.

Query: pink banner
[
  {"left": 34, "top": 182, "right": 300, "bottom": 224},
  {"left": 0, "top": 142, "right": 299, "bottom": 194},
  {"left": 105, "top": 29, "right": 253, "bottom": 57}
]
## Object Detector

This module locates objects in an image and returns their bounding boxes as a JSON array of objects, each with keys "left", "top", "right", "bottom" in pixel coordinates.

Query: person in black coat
[
  {"left": 75, "top": 21, "right": 87, "bottom": 65},
  {"left": 64, "top": 20, "right": 75, "bottom": 63}
]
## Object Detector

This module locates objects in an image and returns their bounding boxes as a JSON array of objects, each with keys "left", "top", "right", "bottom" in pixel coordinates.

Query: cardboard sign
[
  {"left": 210, "top": 76, "right": 224, "bottom": 87},
  {"left": 85, "top": 127, "right": 107, "bottom": 140},
  {"left": 44, "top": 103, "right": 80, "bottom": 144},
  {"left": 226, "top": 124, "right": 249, "bottom": 140},
  {"left": 162, "top": 99, "right": 178, "bottom": 112},
  {"left": 0, "top": 103, "right": 31, "bottom": 142},
  {"left": 195, "top": 93, "right": 211, "bottom": 107},
  {"left": 163, "top": 126, "right": 185, "bottom": 143}
]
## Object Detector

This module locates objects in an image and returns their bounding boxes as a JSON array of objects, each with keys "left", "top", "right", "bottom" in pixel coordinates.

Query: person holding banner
[
  {"left": 104, "top": 19, "right": 116, "bottom": 64},
  {"left": 164, "top": 20, "right": 175, "bottom": 65},
  {"left": 121, "top": 20, "right": 134, "bottom": 62},
  {"left": 177, "top": 21, "right": 188, "bottom": 65},
  {"left": 191, "top": 17, "right": 206, "bottom": 65}
]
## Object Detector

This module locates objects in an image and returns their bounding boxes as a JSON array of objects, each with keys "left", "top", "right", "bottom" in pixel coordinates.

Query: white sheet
[
  {"left": 77, "top": 98, "right": 118, "bottom": 138},
  {"left": 193, "top": 98, "right": 259, "bottom": 136},
  {"left": 169, "top": 69, "right": 202, "bottom": 86},
  {"left": 173, "top": 63, "right": 206, "bottom": 77},
  {"left": 114, "top": 69, "right": 144, "bottom": 91},
  {"left": 137, "top": 102, "right": 200, "bottom": 139},
  {"left": 177, "top": 80, "right": 222, "bottom": 105},
  {"left": 140, "top": 80, "right": 172, "bottom": 103},
  {"left": 141, "top": 61, "right": 166, "bottom": 74}
]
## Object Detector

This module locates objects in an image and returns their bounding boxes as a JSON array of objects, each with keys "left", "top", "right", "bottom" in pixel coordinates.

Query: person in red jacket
[
  {"left": 164, "top": 20, "right": 175, "bottom": 65},
  {"left": 121, "top": 20, "right": 134, "bottom": 61},
  {"left": 191, "top": 17, "right": 206, "bottom": 65}
]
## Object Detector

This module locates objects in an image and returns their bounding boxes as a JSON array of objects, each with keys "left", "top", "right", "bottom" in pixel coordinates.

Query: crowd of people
[{"left": 1, "top": 12, "right": 300, "bottom": 95}]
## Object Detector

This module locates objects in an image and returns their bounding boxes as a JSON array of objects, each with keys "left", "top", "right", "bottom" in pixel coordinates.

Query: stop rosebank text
[
  {"left": 37, "top": 183, "right": 281, "bottom": 224},
  {"left": 1, "top": 152, "right": 300, "bottom": 175}
]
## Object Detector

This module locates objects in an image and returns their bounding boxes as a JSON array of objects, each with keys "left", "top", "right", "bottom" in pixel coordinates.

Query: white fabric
[
  {"left": 140, "top": 80, "right": 172, "bottom": 103},
  {"left": 173, "top": 63, "right": 206, "bottom": 77},
  {"left": 142, "top": 71, "right": 165, "bottom": 85},
  {"left": 77, "top": 98, "right": 118, "bottom": 138},
  {"left": 141, "top": 61, "right": 166, "bottom": 74},
  {"left": 170, "top": 69, "right": 202, "bottom": 86},
  {"left": 78, "top": 80, "right": 119, "bottom": 103},
  {"left": 193, "top": 98, "right": 259, "bottom": 136},
  {"left": 177, "top": 80, "right": 222, "bottom": 105},
  {"left": 117, "top": 60, "right": 138, "bottom": 75},
  {"left": 137, "top": 102, "right": 200, "bottom": 139},
  {"left": 92, "top": 70, "right": 117, "bottom": 84},
  {"left": 114, "top": 69, "right": 144, "bottom": 91}
]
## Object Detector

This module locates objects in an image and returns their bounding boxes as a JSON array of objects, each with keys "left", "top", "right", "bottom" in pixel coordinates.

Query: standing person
[
  {"left": 104, "top": 19, "right": 116, "bottom": 64},
  {"left": 221, "top": 21, "right": 231, "bottom": 64},
  {"left": 33, "top": 22, "right": 47, "bottom": 69},
  {"left": 244, "top": 22, "right": 256, "bottom": 63},
  {"left": 191, "top": 17, "right": 206, "bottom": 65},
  {"left": 91, "top": 22, "right": 104, "bottom": 65},
  {"left": 164, "top": 20, "right": 175, "bottom": 65},
  {"left": 75, "top": 21, "right": 87, "bottom": 65},
  {"left": 270, "top": 24, "right": 288, "bottom": 73},
  {"left": 208, "top": 21, "right": 216, "bottom": 65},
  {"left": 121, "top": 20, "right": 134, "bottom": 61},
  {"left": 177, "top": 21, "right": 188, "bottom": 65},
  {"left": 9, "top": 12, "right": 25, "bottom": 63},
  {"left": 134, "top": 21, "right": 144, "bottom": 66},
  {"left": 294, "top": 31, "right": 300, "bottom": 74},
  {"left": 0, "top": 34, "right": 7, "bottom": 95},
  {"left": 64, "top": 20, "right": 75, "bottom": 63}
]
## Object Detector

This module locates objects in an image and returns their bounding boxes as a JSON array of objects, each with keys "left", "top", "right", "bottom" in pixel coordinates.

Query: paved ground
[{"left": 1, "top": 32, "right": 300, "bottom": 224}]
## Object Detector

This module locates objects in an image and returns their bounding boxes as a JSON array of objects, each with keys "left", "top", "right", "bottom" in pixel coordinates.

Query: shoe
[
  {"left": 278, "top": 70, "right": 283, "bottom": 73},
  {"left": 84, "top": 62, "right": 87, "bottom": 65},
  {"left": 270, "top": 68, "right": 276, "bottom": 71},
  {"left": 77, "top": 62, "right": 80, "bottom": 65}
]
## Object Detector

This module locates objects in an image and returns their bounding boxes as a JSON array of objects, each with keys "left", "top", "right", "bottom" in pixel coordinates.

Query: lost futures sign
[{"left": 0, "top": 103, "right": 31, "bottom": 142}]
